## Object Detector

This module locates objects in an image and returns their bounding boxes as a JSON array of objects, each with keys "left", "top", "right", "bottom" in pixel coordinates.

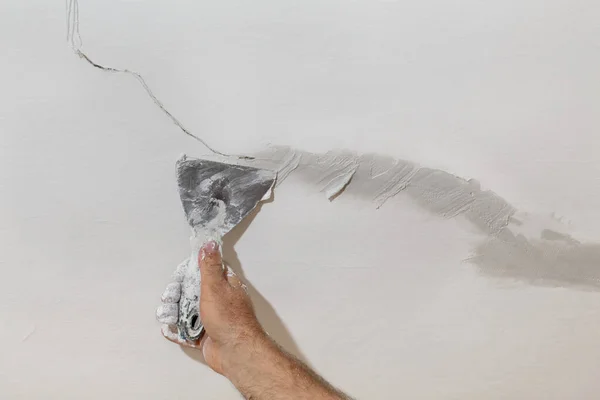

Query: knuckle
[
  {"left": 156, "top": 304, "right": 179, "bottom": 325},
  {"left": 207, "top": 262, "right": 224, "bottom": 272},
  {"left": 202, "top": 252, "right": 222, "bottom": 265},
  {"left": 161, "top": 282, "right": 181, "bottom": 303}
]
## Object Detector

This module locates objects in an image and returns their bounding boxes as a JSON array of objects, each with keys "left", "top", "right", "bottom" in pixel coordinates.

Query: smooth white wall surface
[{"left": 1, "top": 0, "right": 599, "bottom": 398}]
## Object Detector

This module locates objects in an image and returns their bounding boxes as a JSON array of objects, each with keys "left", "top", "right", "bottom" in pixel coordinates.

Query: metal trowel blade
[{"left": 176, "top": 155, "right": 276, "bottom": 237}]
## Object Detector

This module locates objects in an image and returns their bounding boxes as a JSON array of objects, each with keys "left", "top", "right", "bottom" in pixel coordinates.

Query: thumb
[{"left": 199, "top": 241, "right": 226, "bottom": 288}]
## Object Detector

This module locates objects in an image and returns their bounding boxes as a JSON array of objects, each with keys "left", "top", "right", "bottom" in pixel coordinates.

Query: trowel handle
[{"left": 178, "top": 268, "right": 204, "bottom": 342}]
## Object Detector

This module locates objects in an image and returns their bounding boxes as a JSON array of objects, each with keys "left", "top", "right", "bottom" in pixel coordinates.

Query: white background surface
[{"left": 1, "top": 0, "right": 600, "bottom": 398}]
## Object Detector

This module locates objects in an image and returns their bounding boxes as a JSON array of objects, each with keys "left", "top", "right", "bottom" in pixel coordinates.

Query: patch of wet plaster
[
  {"left": 246, "top": 146, "right": 515, "bottom": 235},
  {"left": 275, "top": 151, "right": 302, "bottom": 187},
  {"left": 469, "top": 229, "right": 600, "bottom": 290},
  {"left": 316, "top": 155, "right": 359, "bottom": 200},
  {"left": 223, "top": 145, "right": 600, "bottom": 291},
  {"left": 323, "top": 165, "right": 357, "bottom": 200}
]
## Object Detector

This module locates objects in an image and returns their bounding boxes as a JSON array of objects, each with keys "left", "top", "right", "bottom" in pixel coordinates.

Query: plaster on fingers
[
  {"left": 161, "top": 282, "right": 181, "bottom": 303},
  {"left": 156, "top": 304, "right": 179, "bottom": 325},
  {"left": 172, "top": 258, "right": 190, "bottom": 283},
  {"left": 161, "top": 324, "right": 203, "bottom": 349}
]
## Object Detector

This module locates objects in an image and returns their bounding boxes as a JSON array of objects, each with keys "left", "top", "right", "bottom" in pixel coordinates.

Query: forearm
[{"left": 225, "top": 333, "right": 349, "bottom": 400}]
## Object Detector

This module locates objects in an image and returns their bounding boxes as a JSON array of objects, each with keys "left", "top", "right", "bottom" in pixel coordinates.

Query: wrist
[
  {"left": 222, "top": 326, "right": 274, "bottom": 382},
  {"left": 222, "top": 331, "right": 349, "bottom": 400}
]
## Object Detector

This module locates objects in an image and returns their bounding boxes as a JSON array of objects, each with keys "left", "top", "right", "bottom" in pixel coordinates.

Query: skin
[{"left": 159, "top": 241, "right": 351, "bottom": 400}]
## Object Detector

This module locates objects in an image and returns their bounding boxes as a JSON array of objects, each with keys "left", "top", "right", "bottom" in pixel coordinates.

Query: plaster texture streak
[
  {"left": 246, "top": 146, "right": 600, "bottom": 290},
  {"left": 2, "top": 0, "right": 600, "bottom": 399}
]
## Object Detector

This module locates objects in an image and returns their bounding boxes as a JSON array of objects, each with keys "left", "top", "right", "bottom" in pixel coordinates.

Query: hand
[
  {"left": 157, "top": 242, "right": 351, "bottom": 399},
  {"left": 197, "top": 241, "right": 266, "bottom": 375},
  {"left": 156, "top": 241, "right": 266, "bottom": 376}
]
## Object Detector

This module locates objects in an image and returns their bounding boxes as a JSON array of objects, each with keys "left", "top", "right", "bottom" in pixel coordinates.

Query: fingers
[
  {"left": 172, "top": 258, "right": 189, "bottom": 283},
  {"left": 199, "top": 241, "right": 226, "bottom": 289},
  {"left": 156, "top": 303, "right": 178, "bottom": 325},
  {"left": 161, "top": 282, "right": 181, "bottom": 303},
  {"left": 161, "top": 324, "right": 201, "bottom": 349},
  {"left": 156, "top": 280, "right": 182, "bottom": 324}
]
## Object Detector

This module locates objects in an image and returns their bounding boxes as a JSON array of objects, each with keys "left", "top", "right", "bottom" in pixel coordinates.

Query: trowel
[{"left": 175, "top": 155, "right": 276, "bottom": 343}]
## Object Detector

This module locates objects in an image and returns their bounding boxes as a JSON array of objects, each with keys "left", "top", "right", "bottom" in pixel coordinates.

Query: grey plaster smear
[
  {"left": 208, "top": 146, "right": 600, "bottom": 291},
  {"left": 247, "top": 146, "right": 516, "bottom": 236}
]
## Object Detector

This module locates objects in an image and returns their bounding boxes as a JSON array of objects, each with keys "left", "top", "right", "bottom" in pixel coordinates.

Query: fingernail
[{"left": 202, "top": 240, "right": 219, "bottom": 255}]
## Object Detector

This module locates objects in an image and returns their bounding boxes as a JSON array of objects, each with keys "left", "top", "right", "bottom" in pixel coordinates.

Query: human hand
[
  {"left": 197, "top": 241, "right": 266, "bottom": 375},
  {"left": 156, "top": 241, "right": 266, "bottom": 376},
  {"left": 157, "top": 242, "right": 351, "bottom": 400}
]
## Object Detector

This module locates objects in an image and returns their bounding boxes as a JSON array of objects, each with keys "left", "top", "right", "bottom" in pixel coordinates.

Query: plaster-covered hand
[
  {"left": 155, "top": 253, "right": 251, "bottom": 356},
  {"left": 158, "top": 242, "right": 351, "bottom": 399}
]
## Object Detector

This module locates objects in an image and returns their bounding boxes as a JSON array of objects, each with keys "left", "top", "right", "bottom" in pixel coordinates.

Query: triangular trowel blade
[{"left": 176, "top": 156, "right": 276, "bottom": 237}]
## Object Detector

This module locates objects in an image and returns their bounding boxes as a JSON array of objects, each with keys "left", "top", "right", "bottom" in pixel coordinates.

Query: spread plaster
[{"left": 244, "top": 146, "right": 600, "bottom": 290}]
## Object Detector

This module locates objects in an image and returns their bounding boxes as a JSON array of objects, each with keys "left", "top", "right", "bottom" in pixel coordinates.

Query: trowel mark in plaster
[
  {"left": 373, "top": 164, "right": 418, "bottom": 209},
  {"left": 275, "top": 152, "right": 302, "bottom": 187},
  {"left": 322, "top": 164, "right": 358, "bottom": 201},
  {"left": 314, "top": 154, "right": 359, "bottom": 200},
  {"left": 242, "top": 146, "right": 600, "bottom": 291}
]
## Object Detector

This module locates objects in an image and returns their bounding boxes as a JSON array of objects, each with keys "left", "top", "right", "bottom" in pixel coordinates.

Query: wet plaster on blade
[{"left": 226, "top": 145, "right": 600, "bottom": 291}]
